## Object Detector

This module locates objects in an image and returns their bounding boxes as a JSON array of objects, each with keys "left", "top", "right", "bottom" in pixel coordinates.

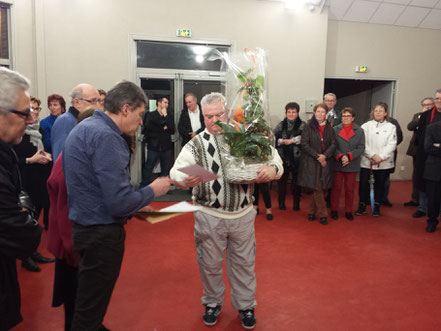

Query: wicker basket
[{"left": 223, "top": 159, "right": 266, "bottom": 184}]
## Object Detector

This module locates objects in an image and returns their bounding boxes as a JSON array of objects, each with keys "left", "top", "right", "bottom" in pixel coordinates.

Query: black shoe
[
  {"left": 22, "top": 257, "right": 41, "bottom": 272},
  {"left": 308, "top": 214, "right": 315, "bottom": 221},
  {"left": 426, "top": 223, "right": 437, "bottom": 233},
  {"left": 293, "top": 201, "right": 300, "bottom": 211},
  {"left": 354, "top": 203, "right": 366, "bottom": 216},
  {"left": 330, "top": 211, "right": 338, "bottom": 220},
  {"left": 404, "top": 200, "right": 418, "bottom": 206},
  {"left": 239, "top": 308, "right": 256, "bottom": 329},
  {"left": 266, "top": 213, "right": 273, "bottom": 221},
  {"left": 278, "top": 201, "right": 286, "bottom": 210},
  {"left": 413, "top": 210, "right": 426, "bottom": 218},
  {"left": 345, "top": 212, "right": 354, "bottom": 221},
  {"left": 319, "top": 217, "right": 328, "bottom": 225},
  {"left": 382, "top": 200, "right": 392, "bottom": 207},
  {"left": 373, "top": 203, "right": 381, "bottom": 217},
  {"left": 203, "top": 305, "right": 222, "bottom": 326},
  {"left": 32, "top": 251, "right": 55, "bottom": 264}
]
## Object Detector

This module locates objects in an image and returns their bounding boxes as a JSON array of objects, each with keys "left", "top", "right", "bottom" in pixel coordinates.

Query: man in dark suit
[
  {"left": 178, "top": 93, "right": 205, "bottom": 146},
  {"left": 404, "top": 97, "right": 434, "bottom": 208},
  {"left": 424, "top": 96, "right": 441, "bottom": 233}
]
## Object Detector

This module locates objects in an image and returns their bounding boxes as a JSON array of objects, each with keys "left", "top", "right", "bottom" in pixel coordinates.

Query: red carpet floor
[{"left": 15, "top": 181, "right": 441, "bottom": 331}]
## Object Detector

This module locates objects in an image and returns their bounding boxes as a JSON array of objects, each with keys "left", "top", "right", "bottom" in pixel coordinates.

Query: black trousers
[
  {"left": 71, "top": 223, "right": 125, "bottom": 331},
  {"left": 426, "top": 179, "right": 441, "bottom": 225},
  {"left": 277, "top": 166, "right": 300, "bottom": 204},
  {"left": 359, "top": 168, "right": 389, "bottom": 206},
  {"left": 253, "top": 182, "right": 272, "bottom": 208}
]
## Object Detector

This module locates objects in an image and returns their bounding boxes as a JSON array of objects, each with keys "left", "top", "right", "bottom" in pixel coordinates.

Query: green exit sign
[{"left": 177, "top": 29, "right": 191, "bottom": 38}]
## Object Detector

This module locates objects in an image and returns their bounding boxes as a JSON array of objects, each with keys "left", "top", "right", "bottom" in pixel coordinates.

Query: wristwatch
[
  {"left": 269, "top": 164, "right": 279, "bottom": 173},
  {"left": 25, "top": 158, "right": 30, "bottom": 164}
]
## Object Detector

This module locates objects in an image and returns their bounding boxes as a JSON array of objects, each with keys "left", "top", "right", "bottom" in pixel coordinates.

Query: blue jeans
[{"left": 141, "top": 149, "right": 172, "bottom": 187}]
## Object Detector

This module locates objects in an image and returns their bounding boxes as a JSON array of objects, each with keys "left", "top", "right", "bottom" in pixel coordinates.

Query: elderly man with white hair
[
  {"left": 170, "top": 92, "right": 283, "bottom": 330},
  {"left": 0, "top": 67, "right": 42, "bottom": 331}
]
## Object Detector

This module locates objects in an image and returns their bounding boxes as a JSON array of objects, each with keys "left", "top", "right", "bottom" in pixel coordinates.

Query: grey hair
[
  {"left": 436, "top": 89, "right": 441, "bottom": 95},
  {"left": 104, "top": 80, "right": 148, "bottom": 114},
  {"left": 421, "top": 97, "right": 434, "bottom": 106},
  {"left": 70, "top": 86, "right": 84, "bottom": 106},
  {"left": 185, "top": 93, "right": 197, "bottom": 101},
  {"left": 0, "top": 67, "right": 30, "bottom": 114},
  {"left": 201, "top": 92, "right": 226, "bottom": 110},
  {"left": 323, "top": 93, "right": 337, "bottom": 100}
]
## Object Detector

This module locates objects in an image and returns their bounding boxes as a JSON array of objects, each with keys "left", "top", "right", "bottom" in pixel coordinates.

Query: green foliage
[{"left": 217, "top": 69, "right": 273, "bottom": 162}]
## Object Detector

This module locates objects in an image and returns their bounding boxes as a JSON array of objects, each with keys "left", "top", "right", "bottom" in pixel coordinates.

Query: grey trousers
[{"left": 194, "top": 209, "right": 257, "bottom": 311}]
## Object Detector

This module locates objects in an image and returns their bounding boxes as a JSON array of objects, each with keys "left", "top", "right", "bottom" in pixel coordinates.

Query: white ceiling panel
[
  {"left": 385, "top": 0, "right": 412, "bottom": 4},
  {"left": 392, "top": 5, "right": 431, "bottom": 26},
  {"left": 419, "top": 8, "right": 441, "bottom": 28},
  {"left": 409, "top": 0, "right": 439, "bottom": 7},
  {"left": 344, "top": 0, "right": 381, "bottom": 22},
  {"left": 328, "top": 0, "right": 354, "bottom": 20},
  {"left": 370, "top": 3, "right": 406, "bottom": 24}
]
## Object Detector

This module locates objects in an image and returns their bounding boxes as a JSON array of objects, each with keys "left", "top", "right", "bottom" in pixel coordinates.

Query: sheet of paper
[
  {"left": 134, "top": 211, "right": 184, "bottom": 224},
  {"left": 159, "top": 201, "right": 199, "bottom": 213},
  {"left": 178, "top": 164, "right": 218, "bottom": 182}
]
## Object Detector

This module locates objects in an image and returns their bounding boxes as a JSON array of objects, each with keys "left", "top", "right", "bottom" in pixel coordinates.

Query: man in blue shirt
[
  {"left": 63, "top": 81, "right": 171, "bottom": 331},
  {"left": 51, "top": 83, "right": 101, "bottom": 161}
]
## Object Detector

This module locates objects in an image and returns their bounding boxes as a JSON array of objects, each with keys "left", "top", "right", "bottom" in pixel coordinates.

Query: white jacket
[{"left": 360, "top": 119, "right": 397, "bottom": 170}]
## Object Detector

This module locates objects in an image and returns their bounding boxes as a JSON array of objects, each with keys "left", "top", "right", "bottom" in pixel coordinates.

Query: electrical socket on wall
[{"left": 305, "top": 100, "right": 317, "bottom": 113}]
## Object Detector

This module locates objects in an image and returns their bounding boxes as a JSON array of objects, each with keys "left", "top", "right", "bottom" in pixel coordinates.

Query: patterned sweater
[{"left": 170, "top": 129, "right": 283, "bottom": 219}]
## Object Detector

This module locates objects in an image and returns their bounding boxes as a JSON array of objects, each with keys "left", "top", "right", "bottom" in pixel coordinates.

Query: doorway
[{"left": 324, "top": 78, "right": 396, "bottom": 126}]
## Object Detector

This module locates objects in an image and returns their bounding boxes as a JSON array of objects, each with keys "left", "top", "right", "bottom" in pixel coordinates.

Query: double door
[{"left": 132, "top": 72, "right": 225, "bottom": 185}]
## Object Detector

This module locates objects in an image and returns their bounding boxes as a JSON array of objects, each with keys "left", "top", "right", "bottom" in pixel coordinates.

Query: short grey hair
[
  {"left": 0, "top": 67, "right": 30, "bottom": 114},
  {"left": 421, "top": 97, "right": 434, "bottom": 106},
  {"left": 201, "top": 92, "right": 226, "bottom": 111},
  {"left": 436, "top": 89, "right": 441, "bottom": 95},
  {"left": 323, "top": 93, "right": 337, "bottom": 100},
  {"left": 70, "top": 86, "right": 84, "bottom": 106}
]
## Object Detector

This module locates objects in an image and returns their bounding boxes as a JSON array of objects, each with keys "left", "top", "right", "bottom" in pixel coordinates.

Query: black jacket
[
  {"left": 423, "top": 121, "right": 441, "bottom": 182},
  {"left": 177, "top": 106, "right": 205, "bottom": 146},
  {"left": 415, "top": 107, "right": 441, "bottom": 191},
  {"left": 0, "top": 139, "right": 42, "bottom": 331},
  {"left": 143, "top": 110, "right": 175, "bottom": 152},
  {"left": 298, "top": 119, "right": 337, "bottom": 191}
]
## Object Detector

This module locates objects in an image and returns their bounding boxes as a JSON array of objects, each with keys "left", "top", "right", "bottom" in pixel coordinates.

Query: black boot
[
  {"left": 373, "top": 203, "right": 381, "bottom": 217},
  {"left": 330, "top": 210, "right": 338, "bottom": 220},
  {"left": 354, "top": 202, "right": 366, "bottom": 216},
  {"left": 293, "top": 198, "right": 300, "bottom": 211},
  {"left": 278, "top": 200, "right": 286, "bottom": 210},
  {"left": 426, "top": 218, "right": 438, "bottom": 233}
]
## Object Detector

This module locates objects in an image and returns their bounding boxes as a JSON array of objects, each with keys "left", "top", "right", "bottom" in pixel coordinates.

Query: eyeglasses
[
  {"left": 31, "top": 106, "right": 42, "bottom": 112},
  {"left": 11, "top": 108, "right": 32, "bottom": 119},
  {"left": 422, "top": 103, "right": 434, "bottom": 107},
  {"left": 341, "top": 115, "right": 353, "bottom": 118},
  {"left": 79, "top": 97, "right": 101, "bottom": 104},
  {"left": 204, "top": 112, "right": 225, "bottom": 120}
]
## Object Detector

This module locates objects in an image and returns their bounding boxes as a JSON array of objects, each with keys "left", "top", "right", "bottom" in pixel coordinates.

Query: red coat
[{"left": 47, "top": 153, "right": 79, "bottom": 267}]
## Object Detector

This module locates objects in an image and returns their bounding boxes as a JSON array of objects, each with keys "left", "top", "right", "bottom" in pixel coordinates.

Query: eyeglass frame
[
  {"left": 78, "top": 97, "right": 101, "bottom": 104},
  {"left": 10, "top": 108, "right": 32, "bottom": 119}
]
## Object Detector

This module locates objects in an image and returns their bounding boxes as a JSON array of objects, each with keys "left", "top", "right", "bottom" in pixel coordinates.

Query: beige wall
[
  {"left": 326, "top": 20, "right": 441, "bottom": 180},
  {"left": 11, "top": 0, "right": 328, "bottom": 127}
]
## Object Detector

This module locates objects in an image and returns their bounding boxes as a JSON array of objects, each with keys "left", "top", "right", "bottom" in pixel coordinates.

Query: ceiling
[{"left": 325, "top": 0, "right": 441, "bottom": 30}]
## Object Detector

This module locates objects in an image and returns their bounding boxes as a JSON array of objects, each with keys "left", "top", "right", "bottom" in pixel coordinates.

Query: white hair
[
  {"left": 201, "top": 92, "right": 226, "bottom": 111},
  {"left": 0, "top": 67, "right": 30, "bottom": 114},
  {"left": 323, "top": 93, "right": 337, "bottom": 100}
]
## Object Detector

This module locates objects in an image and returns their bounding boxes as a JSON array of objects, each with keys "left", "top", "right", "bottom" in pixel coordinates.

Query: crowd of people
[{"left": 1, "top": 65, "right": 441, "bottom": 331}]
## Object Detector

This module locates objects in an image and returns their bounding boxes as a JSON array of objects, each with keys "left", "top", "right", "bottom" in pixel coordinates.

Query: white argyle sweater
[{"left": 170, "top": 129, "right": 283, "bottom": 219}]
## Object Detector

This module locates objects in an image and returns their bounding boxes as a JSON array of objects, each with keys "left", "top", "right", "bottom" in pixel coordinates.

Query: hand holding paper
[{"left": 178, "top": 165, "right": 218, "bottom": 183}]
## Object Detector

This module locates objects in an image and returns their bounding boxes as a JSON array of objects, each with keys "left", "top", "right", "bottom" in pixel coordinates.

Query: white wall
[
  {"left": 326, "top": 20, "right": 441, "bottom": 180},
  {"left": 12, "top": 0, "right": 328, "bottom": 127}
]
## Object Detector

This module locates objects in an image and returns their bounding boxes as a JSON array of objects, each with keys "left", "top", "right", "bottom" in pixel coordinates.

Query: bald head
[{"left": 71, "top": 83, "right": 100, "bottom": 112}]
